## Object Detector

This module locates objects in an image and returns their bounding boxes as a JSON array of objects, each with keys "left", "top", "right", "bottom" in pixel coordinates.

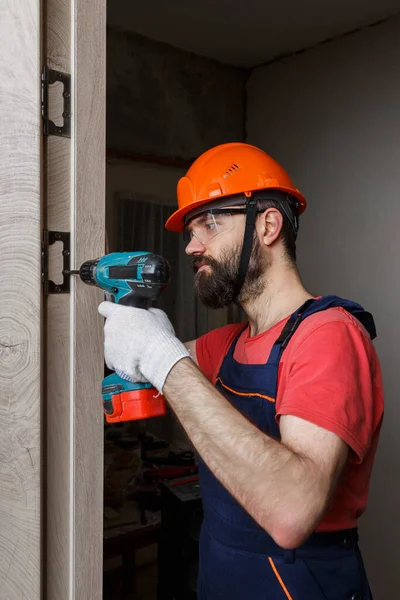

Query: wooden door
[
  {"left": 0, "top": 1, "right": 42, "bottom": 597},
  {"left": 44, "top": 0, "right": 106, "bottom": 597}
]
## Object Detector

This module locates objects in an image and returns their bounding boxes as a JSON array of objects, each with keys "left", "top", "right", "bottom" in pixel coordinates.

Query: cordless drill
[{"left": 74, "top": 252, "right": 171, "bottom": 423}]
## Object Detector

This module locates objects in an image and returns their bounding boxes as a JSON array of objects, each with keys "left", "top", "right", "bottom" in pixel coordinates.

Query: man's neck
[{"left": 241, "top": 265, "right": 313, "bottom": 337}]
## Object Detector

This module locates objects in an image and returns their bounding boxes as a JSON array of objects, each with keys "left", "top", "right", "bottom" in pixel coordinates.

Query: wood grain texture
[
  {"left": 45, "top": 0, "right": 106, "bottom": 596},
  {"left": 44, "top": 0, "right": 72, "bottom": 594},
  {"left": 0, "top": 0, "right": 42, "bottom": 597},
  {"left": 73, "top": 0, "right": 106, "bottom": 598},
  {"left": 46, "top": 98, "right": 71, "bottom": 600}
]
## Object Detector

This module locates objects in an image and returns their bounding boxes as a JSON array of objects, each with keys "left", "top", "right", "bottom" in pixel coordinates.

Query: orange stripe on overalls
[
  {"left": 268, "top": 558, "right": 294, "bottom": 600},
  {"left": 216, "top": 377, "right": 275, "bottom": 403}
]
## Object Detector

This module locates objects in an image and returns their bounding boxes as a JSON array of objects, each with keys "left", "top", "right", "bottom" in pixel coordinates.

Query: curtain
[{"left": 118, "top": 193, "right": 236, "bottom": 444}]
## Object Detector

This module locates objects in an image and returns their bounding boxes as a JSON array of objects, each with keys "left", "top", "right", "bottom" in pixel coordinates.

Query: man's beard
[{"left": 192, "top": 235, "right": 267, "bottom": 309}]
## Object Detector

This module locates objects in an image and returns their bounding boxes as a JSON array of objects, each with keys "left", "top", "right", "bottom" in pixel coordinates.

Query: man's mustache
[{"left": 192, "top": 256, "right": 216, "bottom": 273}]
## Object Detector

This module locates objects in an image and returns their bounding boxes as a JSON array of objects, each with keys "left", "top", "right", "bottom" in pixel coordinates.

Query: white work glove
[{"left": 98, "top": 302, "right": 190, "bottom": 394}]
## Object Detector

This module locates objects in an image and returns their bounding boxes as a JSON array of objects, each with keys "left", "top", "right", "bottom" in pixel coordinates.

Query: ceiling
[{"left": 107, "top": 0, "right": 400, "bottom": 68}]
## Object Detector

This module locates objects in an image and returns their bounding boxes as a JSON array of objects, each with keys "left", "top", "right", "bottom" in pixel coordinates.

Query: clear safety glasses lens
[{"left": 184, "top": 211, "right": 236, "bottom": 244}]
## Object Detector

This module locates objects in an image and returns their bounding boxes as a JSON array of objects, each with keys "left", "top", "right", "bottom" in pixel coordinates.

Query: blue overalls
[{"left": 197, "top": 296, "right": 376, "bottom": 600}]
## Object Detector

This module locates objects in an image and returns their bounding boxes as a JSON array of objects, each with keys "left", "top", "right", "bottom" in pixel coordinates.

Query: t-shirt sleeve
[
  {"left": 276, "top": 320, "right": 379, "bottom": 463},
  {"left": 196, "top": 324, "right": 244, "bottom": 383}
]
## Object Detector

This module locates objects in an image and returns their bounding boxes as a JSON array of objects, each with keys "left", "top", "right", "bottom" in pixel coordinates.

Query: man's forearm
[{"left": 163, "top": 358, "right": 328, "bottom": 548}]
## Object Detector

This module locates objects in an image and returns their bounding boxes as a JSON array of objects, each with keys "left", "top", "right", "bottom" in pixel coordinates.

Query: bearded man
[{"left": 99, "top": 143, "right": 383, "bottom": 600}]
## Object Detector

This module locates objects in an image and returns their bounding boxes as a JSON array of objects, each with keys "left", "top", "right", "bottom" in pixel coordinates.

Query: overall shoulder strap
[
  {"left": 226, "top": 323, "right": 249, "bottom": 357},
  {"left": 275, "top": 298, "right": 317, "bottom": 350},
  {"left": 267, "top": 298, "right": 316, "bottom": 365},
  {"left": 268, "top": 294, "right": 377, "bottom": 366}
]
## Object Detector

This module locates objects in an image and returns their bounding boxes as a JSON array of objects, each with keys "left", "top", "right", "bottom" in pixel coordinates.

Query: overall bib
[{"left": 197, "top": 296, "right": 376, "bottom": 600}]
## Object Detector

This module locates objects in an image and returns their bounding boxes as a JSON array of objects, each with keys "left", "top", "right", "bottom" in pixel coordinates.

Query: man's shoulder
[
  {"left": 301, "top": 306, "right": 371, "bottom": 336},
  {"left": 287, "top": 305, "right": 375, "bottom": 357}
]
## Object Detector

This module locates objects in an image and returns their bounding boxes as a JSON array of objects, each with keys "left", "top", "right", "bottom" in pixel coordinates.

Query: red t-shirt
[{"left": 196, "top": 306, "right": 384, "bottom": 532}]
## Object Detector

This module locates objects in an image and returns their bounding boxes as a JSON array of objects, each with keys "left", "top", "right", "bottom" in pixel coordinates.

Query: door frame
[
  {"left": 44, "top": 0, "right": 106, "bottom": 597},
  {"left": 70, "top": 0, "right": 107, "bottom": 596},
  {"left": 0, "top": 0, "right": 106, "bottom": 597}
]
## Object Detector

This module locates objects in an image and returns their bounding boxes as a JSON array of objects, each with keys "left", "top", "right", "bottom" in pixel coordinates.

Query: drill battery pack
[{"left": 102, "top": 373, "right": 167, "bottom": 423}]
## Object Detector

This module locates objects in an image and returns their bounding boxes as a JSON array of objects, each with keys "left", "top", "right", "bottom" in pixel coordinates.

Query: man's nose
[{"left": 185, "top": 235, "right": 206, "bottom": 256}]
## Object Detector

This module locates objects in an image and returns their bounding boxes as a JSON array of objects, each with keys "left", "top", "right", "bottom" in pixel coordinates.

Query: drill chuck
[{"left": 78, "top": 258, "right": 100, "bottom": 286}]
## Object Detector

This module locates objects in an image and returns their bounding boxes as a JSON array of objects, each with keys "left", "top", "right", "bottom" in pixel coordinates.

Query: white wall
[{"left": 247, "top": 16, "right": 400, "bottom": 599}]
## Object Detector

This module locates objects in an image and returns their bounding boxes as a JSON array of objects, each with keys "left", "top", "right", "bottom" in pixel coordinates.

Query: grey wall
[
  {"left": 105, "top": 30, "right": 245, "bottom": 446},
  {"left": 107, "top": 28, "right": 247, "bottom": 160},
  {"left": 106, "top": 158, "right": 185, "bottom": 251},
  {"left": 247, "top": 16, "right": 400, "bottom": 599}
]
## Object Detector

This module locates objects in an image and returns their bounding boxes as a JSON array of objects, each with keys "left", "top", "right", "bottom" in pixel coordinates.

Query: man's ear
[{"left": 259, "top": 208, "right": 284, "bottom": 247}]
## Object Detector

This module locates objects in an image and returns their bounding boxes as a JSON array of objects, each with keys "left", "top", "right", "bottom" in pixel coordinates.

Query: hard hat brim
[{"left": 165, "top": 186, "right": 307, "bottom": 233}]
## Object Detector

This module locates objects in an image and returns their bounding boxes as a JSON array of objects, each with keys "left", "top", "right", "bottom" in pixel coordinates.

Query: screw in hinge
[
  {"left": 41, "top": 248, "right": 45, "bottom": 283},
  {"left": 63, "top": 270, "right": 80, "bottom": 276}
]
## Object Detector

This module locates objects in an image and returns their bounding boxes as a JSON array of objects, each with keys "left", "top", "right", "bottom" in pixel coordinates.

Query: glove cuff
[{"left": 142, "top": 334, "right": 190, "bottom": 393}]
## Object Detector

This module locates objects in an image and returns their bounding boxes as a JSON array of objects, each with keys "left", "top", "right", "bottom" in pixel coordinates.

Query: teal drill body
[{"left": 78, "top": 251, "right": 170, "bottom": 422}]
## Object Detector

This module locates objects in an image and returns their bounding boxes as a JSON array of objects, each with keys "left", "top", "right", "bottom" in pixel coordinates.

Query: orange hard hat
[{"left": 165, "top": 142, "right": 307, "bottom": 232}]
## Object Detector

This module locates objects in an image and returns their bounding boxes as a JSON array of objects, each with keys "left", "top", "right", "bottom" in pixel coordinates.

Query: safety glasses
[{"left": 184, "top": 208, "right": 263, "bottom": 245}]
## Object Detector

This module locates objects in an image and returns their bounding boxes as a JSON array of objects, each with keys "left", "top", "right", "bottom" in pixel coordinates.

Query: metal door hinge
[
  {"left": 42, "top": 231, "right": 71, "bottom": 295},
  {"left": 41, "top": 65, "right": 71, "bottom": 138}
]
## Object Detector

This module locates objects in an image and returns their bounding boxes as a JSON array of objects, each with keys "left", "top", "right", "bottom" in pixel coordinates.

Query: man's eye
[{"left": 204, "top": 221, "right": 217, "bottom": 231}]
